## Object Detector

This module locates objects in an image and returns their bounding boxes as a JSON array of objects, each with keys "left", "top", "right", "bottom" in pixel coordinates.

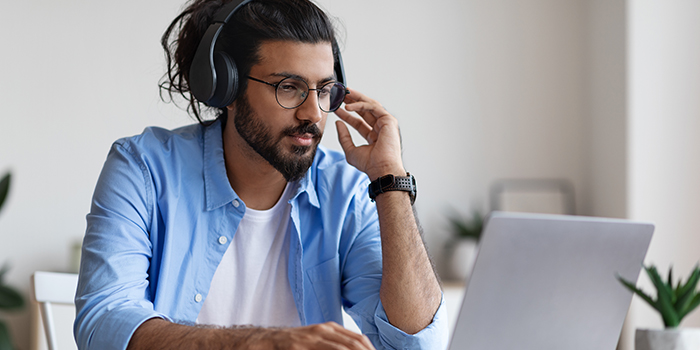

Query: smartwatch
[{"left": 368, "top": 173, "right": 417, "bottom": 205}]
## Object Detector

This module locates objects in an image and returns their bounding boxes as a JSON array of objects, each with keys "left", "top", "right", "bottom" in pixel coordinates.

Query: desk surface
[{"left": 443, "top": 282, "right": 467, "bottom": 334}]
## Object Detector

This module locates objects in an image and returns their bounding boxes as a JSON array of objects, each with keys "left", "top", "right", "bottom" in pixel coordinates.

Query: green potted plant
[
  {"left": 445, "top": 209, "right": 484, "bottom": 281},
  {"left": 0, "top": 172, "right": 25, "bottom": 350},
  {"left": 618, "top": 264, "right": 700, "bottom": 350}
]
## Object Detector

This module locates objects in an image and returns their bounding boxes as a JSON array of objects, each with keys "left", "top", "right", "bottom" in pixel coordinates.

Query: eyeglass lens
[{"left": 275, "top": 78, "right": 346, "bottom": 112}]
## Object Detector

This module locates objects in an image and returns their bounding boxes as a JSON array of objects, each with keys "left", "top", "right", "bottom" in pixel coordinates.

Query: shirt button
[
  {"left": 194, "top": 293, "right": 202, "bottom": 303},
  {"left": 218, "top": 236, "right": 227, "bottom": 245},
  {"left": 232, "top": 199, "right": 240, "bottom": 208}
]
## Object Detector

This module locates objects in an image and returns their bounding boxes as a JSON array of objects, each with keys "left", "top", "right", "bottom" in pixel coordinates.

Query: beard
[{"left": 233, "top": 94, "right": 322, "bottom": 182}]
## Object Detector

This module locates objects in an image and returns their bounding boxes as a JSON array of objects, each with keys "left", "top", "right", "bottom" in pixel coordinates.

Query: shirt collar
[
  {"left": 202, "top": 119, "right": 321, "bottom": 211},
  {"left": 203, "top": 120, "right": 237, "bottom": 211}
]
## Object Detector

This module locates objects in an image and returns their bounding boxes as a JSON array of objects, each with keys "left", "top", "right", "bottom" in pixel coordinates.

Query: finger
[
  {"left": 334, "top": 326, "right": 376, "bottom": 350},
  {"left": 332, "top": 326, "right": 375, "bottom": 350},
  {"left": 313, "top": 322, "right": 376, "bottom": 350},
  {"left": 344, "top": 88, "right": 375, "bottom": 105},
  {"left": 343, "top": 89, "right": 385, "bottom": 124},
  {"left": 335, "top": 120, "right": 357, "bottom": 155},
  {"left": 343, "top": 101, "right": 382, "bottom": 126},
  {"left": 315, "top": 333, "right": 373, "bottom": 350},
  {"left": 335, "top": 107, "right": 373, "bottom": 141},
  {"left": 325, "top": 331, "right": 375, "bottom": 350},
  {"left": 343, "top": 100, "right": 384, "bottom": 114},
  {"left": 360, "top": 334, "right": 375, "bottom": 350}
]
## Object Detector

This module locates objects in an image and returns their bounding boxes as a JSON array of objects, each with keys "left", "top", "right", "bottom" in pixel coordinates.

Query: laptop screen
[{"left": 448, "top": 212, "right": 653, "bottom": 350}]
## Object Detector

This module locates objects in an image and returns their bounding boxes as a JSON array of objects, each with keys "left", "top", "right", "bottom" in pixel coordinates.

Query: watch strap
[{"left": 368, "top": 173, "right": 416, "bottom": 205}]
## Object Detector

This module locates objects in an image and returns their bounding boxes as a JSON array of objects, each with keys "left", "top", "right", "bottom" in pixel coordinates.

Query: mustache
[{"left": 283, "top": 123, "right": 322, "bottom": 138}]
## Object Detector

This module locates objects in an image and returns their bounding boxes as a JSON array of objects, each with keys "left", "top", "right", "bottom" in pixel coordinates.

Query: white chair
[{"left": 30, "top": 272, "right": 79, "bottom": 350}]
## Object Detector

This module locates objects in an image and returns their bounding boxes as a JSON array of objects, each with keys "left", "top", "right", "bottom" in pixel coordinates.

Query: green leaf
[
  {"left": 617, "top": 274, "right": 656, "bottom": 307},
  {"left": 0, "top": 263, "right": 24, "bottom": 311},
  {"left": 0, "top": 285, "right": 24, "bottom": 310},
  {"left": 646, "top": 266, "right": 680, "bottom": 327},
  {"left": 679, "top": 293, "right": 700, "bottom": 320},
  {"left": 0, "top": 264, "right": 7, "bottom": 285},
  {"left": 447, "top": 210, "right": 483, "bottom": 239},
  {"left": 675, "top": 266, "right": 700, "bottom": 315},
  {"left": 0, "top": 173, "right": 10, "bottom": 214},
  {"left": 0, "top": 322, "right": 13, "bottom": 350}
]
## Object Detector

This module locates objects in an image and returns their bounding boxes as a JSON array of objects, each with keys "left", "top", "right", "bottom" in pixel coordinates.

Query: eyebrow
[{"left": 269, "top": 72, "right": 336, "bottom": 85}]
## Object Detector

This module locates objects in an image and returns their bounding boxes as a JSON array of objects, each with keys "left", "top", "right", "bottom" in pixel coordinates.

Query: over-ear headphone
[{"left": 189, "top": 0, "right": 346, "bottom": 108}]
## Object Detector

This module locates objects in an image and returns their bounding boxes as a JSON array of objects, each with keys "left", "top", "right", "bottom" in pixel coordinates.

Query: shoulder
[
  {"left": 113, "top": 123, "right": 204, "bottom": 155},
  {"left": 105, "top": 123, "right": 210, "bottom": 184},
  {"left": 108, "top": 123, "right": 209, "bottom": 171}
]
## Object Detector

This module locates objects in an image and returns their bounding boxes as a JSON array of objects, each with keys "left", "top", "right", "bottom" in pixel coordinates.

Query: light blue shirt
[{"left": 74, "top": 120, "right": 448, "bottom": 350}]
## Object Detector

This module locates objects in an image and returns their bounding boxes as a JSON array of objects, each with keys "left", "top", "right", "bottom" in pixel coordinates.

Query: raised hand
[{"left": 334, "top": 89, "right": 406, "bottom": 180}]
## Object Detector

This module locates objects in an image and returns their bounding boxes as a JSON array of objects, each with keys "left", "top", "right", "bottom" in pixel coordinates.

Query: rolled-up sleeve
[
  {"left": 74, "top": 140, "right": 169, "bottom": 350},
  {"left": 373, "top": 297, "right": 448, "bottom": 350},
  {"left": 339, "top": 183, "right": 449, "bottom": 349}
]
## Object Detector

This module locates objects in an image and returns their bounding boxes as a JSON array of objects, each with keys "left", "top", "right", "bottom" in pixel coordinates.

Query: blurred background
[{"left": 0, "top": 0, "right": 699, "bottom": 349}]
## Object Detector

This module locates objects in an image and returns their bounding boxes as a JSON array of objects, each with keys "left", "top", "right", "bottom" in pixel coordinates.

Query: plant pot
[
  {"left": 635, "top": 328, "right": 700, "bottom": 350},
  {"left": 446, "top": 238, "right": 478, "bottom": 282}
]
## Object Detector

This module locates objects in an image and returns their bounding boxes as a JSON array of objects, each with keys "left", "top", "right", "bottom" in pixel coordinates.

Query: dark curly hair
[{"left": 160, "top": 0, "right": 338, "bottom": 125}]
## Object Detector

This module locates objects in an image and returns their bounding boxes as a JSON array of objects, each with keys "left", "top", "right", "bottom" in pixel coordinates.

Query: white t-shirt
[{"left": 197, "top": 183, "right": 301, "bottom": 327}]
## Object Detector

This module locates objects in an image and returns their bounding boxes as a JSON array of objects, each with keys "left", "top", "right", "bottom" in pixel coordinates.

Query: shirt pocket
[{"left": 306, "top": 254, "right": 343, "bottom": 323}]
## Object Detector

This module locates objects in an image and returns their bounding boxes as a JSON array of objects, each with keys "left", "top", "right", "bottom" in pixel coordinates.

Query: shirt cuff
[
  {"left": 373, "top": 294, "right": 449, "bottom": 350},
  {"left": 87, "top": 307, "right": 171, "bottom": 350}
]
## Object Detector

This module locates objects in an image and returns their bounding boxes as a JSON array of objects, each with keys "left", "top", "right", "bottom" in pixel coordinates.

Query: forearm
[
  {"left": 128, "top": 318, "right": 375, "bottom": 350},
  {"left": 127, "top": 318, "right": 269, "bottom": 350},
  {"left": 334, "top": 88, "right": 442, "bottom": 334},
  {"left": 375, "top": 190, "right": 442, "bottom": 334}
]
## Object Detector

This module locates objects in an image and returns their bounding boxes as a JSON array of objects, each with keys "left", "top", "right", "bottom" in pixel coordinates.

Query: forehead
[{"left": 253, "top": 41, "right": 335, "bottom": 81}]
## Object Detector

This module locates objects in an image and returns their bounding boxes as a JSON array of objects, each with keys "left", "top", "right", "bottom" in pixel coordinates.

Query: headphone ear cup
[
  {"left": 208, "top": 51, "right": 238, "bottom": 108},
  {"left": 332, "top": 39, "right": 346, "bottom": 86}
]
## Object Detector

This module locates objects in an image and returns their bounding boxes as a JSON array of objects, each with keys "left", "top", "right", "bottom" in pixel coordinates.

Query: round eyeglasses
[{"left": 247, "top": 76, "right": 349, "bottom": 113}]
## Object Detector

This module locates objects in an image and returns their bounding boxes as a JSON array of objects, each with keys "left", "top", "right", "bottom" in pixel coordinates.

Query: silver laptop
[{"left": 448, "top": 211, "right": 654, "bottom": 350}]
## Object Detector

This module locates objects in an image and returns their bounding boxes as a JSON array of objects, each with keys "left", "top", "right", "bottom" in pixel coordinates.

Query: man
[{"left": 74, "top": 0, "right": 447, "bottom": 349}]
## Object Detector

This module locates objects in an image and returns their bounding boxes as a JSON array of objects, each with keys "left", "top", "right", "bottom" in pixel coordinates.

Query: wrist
[
  {"left": 368, "top": 172, "right": 416, "bottom": 205},
  {"left": 368, "top": 166, "right": 406, "bottom": 182}
]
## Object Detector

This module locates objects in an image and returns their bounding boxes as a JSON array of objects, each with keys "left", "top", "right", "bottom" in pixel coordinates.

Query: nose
[{"left": 295, "top": 90, "right": 324, "bottom": 124}]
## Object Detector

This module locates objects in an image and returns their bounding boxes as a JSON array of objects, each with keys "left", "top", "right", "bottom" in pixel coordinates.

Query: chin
[{"left": 277, "top": 143, "right": 319, "bottom": 182}]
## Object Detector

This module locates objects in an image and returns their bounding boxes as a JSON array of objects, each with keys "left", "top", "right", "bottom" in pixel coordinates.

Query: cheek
[
  {"left": 247, "top": 95, "right": 288, "bottom": 130},
  {"left": 318, "top": 114, "right": 328, "bottom": 131}
]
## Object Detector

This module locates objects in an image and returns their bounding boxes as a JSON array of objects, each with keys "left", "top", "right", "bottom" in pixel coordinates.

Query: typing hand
[
  {"left": 264, "top": 322, "right": 375, "bottom": 350},
  {"left": 335, "top": 89, "right": 406, "bottom": 180}
]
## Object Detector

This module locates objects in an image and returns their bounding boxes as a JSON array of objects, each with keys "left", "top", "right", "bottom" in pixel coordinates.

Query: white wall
[
  {"left": 358, "top": 0, "right": 591, "bottom": 272},
  {"left": 624, "top": 1, "right": 700, "bottom": 348}
]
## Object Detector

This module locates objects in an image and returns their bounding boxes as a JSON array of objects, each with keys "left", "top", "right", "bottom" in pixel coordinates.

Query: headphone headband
[
  {"left": 189, "top": 0, "right": 346, "bottom": 108},
  {"left": 213, "top": 0, "right": 251, "bottom": 23}
]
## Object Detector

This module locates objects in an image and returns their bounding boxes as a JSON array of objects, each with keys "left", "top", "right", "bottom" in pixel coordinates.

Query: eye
[
  {"left": 318, "top": 84, "right": 333, "bottom": 97},
  {"left": 279, "top": 82, "right": 299, "bottom": 93}
]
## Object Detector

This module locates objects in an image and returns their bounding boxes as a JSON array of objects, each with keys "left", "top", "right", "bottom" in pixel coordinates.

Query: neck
[{"left": 222, "top": 120, "right": 288, "bottom": 211}]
